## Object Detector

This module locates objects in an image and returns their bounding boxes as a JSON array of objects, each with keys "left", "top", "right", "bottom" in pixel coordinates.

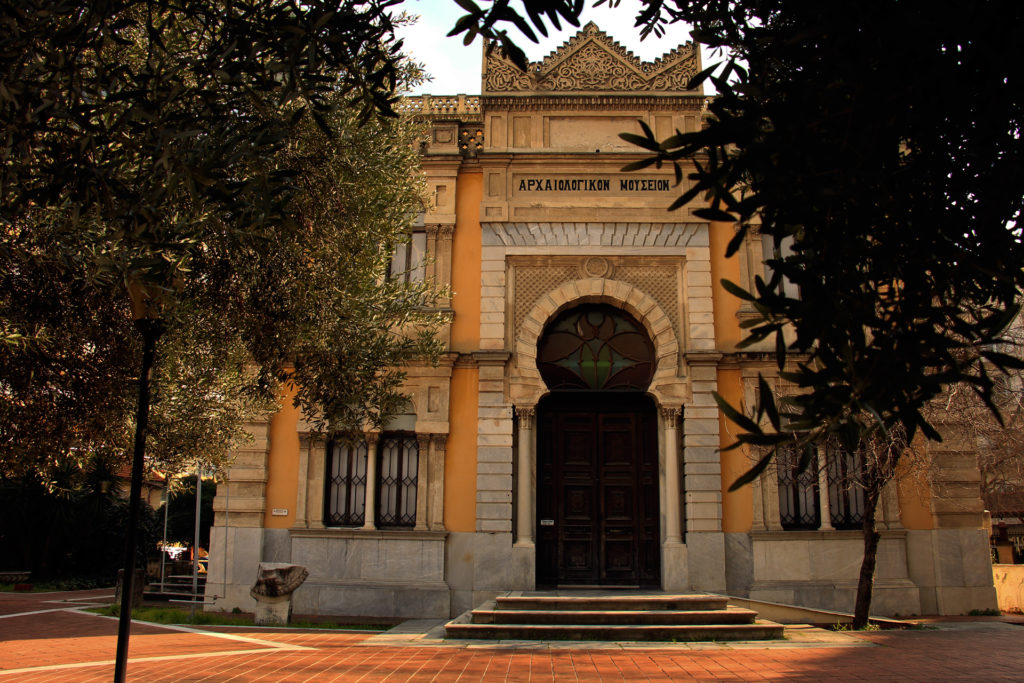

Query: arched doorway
[{"left": 534, "top": 304, "right": 661, "bottom": 587}]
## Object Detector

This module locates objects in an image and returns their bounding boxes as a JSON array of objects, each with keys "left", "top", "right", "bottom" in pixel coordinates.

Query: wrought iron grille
[
  {"left": 324, "top": 440, "right": 368, "bottom": 526},
  {"left": 377, "top": 434, "right": 418, "bottom": 527},
  {"left": 826, "top": 446, "right": 866, "bottom": 530},
  {"left": 777, "top": 446, "right": 821, "bottom": 530}
]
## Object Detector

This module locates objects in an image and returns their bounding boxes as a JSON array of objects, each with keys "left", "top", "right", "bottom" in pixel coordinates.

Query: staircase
[
  {"left": 144, "top": 573, "right": 206, "bottom": 602},
  {"left": 445, "top": 592, "right": 785, "bottom": 642}
]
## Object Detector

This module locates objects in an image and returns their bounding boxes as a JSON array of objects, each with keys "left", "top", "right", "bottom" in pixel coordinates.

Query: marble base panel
[
  {"left": 292, "top": 581, "right": 450, "bottom": 618},
  {"left": 749, "top": 580, "right": 922, "bottom": 617},
  {"left": 205, "top": 525, "right": 265, "bottom": 613},
  {"left": 686, "top": 532, "right": 726, "bottom": 593},
  {"left": 661, "top": 541, "right": 687, "bottom": 591},
  {"left": 906, "top": 528, "right": 998, "bottom": 614},
  {"left": 447, "top": 531, "right": 533, "bottom": 616}
]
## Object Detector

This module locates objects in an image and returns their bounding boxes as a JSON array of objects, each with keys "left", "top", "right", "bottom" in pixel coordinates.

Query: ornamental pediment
[{"left": 483, "top": 22, "right": 699, "bottom": 94}]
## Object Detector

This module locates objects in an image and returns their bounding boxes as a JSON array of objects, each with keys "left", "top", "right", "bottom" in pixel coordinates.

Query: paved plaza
[{"left": 1, "top": 589, "right": 1022, "bottom": 681}]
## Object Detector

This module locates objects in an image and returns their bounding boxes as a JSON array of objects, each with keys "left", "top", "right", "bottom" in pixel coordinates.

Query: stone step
[
  {"left": 494, "top": 594, "right": 729, "bottom": 612},
  {"left": 164, "top": 574, "right": 207, "bottom": 583},
  {"left": 471, "top": 607, "right": 759, "bottom": 626},
  {"left": 445, "top": 621, "right": 785, "bottom": 642}
]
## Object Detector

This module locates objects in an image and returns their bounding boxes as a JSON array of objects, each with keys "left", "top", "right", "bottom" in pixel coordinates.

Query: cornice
[{"left": 481, "top": 94, "right": 707, "bottom": 111}]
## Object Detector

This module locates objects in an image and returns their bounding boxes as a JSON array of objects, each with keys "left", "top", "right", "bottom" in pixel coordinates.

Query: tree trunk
[{"left": 853, "top": 487, "right": 882, "bottom": 629}]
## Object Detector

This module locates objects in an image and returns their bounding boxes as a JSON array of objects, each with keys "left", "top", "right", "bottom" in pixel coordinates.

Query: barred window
[
  {"left": 377, "top": 434, "right": 419, "bottom": 527},
  {"left": 324, "top": 440, "right": 368, "bottom": 526},
  {"left": 826, "top": 446, "right": 866, "bottom": 530},
  {"left": 777, "top": 445, "right": 821, "bottom": 530},
  {"left": 762, "top": 233, "right": 798, "bottom": 299},
  {"left": 389, "top": 231, "right": 426, "bottom": 284}
]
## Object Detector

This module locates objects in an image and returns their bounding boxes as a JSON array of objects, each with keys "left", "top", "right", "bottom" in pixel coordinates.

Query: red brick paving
[{"left": 2, "top": 590, "right": 1023, "bottom": 681}]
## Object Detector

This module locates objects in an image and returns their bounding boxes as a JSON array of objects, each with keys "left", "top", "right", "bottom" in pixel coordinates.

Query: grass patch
[
  {"left": 830, "top": 622, "right": 880, "bottom": 632},
  {"left": 0, "top": 578, "right": 113, "bottom": 593},
  {"left": 967, "top": 608, "right": 1001, "bottom": 617},
  {"left": 88, "top": 604, "right": 391, "bottom": 630}
]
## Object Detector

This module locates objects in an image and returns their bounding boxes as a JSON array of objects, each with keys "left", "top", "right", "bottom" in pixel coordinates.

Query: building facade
[{"left": 206, "top": 24, "right": 997, "bottom": 619}]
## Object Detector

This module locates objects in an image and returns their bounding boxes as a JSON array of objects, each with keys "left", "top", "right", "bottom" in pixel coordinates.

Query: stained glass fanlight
[{"left": 537, "top": 304, "right": 655, "bottom": 391}]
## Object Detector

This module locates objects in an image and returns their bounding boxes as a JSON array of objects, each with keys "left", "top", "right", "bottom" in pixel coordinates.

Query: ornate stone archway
[
  {"left": 509, "top": 277, "right": 687, "bottom": 407},
  {"left": 511, "top": 279, "right": 690, "bottom": 590}
]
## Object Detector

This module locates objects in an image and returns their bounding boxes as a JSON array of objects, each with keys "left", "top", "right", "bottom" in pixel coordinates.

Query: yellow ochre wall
[
  {"left": 710, "top": 220, "right": 753, "bottom": 533},
  {"left": 450, "top": 170, "right": 482, "bottom": 353},
  {"left": 264, "top": 382, "right": 301, "bottom": 529},
  {"left": 445, "top": 169, "right": 483, "bottom": 532},
  {"left": 446, "top": 367, "right": 479, "bottom": 531}
]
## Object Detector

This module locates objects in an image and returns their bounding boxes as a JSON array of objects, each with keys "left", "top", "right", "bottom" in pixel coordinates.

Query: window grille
[
  {"left": 324, "top": 440, "right": 368, "bottom": 526},
  {"left": 777, "top": 445, "right": 821, "bottom": 530},
  {"left": 377, "top": 434, "right": 418, "bottom": 527},
  {"left": 389, "top": 231, "right": 427, "bottom": 284},
  {"left": 826, "top": 445, "right": 867, "bottom": 530},
  {"left": 761, "top": 233, "right": 799, "bottom": 299}
]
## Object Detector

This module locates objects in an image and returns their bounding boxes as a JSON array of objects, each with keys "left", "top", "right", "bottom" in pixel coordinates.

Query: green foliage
[
  {"left": 623, "top": 2, "right": 1024, "bottom": 466},
  {"left": 1, "top": 1, "right": 442, "bottom": 476},
  {"left": 91, "top": 604, "right": 393, "bottom": 629},
  {"left": 447, "top": 0, "right": 585, "bottom": 71},
  {"left": 0, "top": 466, "right": 159, "bottom": 581},
  {"left": 967, "top": 608, "right": 1001, "bottom": 617}
]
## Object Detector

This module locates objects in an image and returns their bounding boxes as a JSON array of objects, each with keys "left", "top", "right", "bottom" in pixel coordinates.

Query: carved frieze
[
  {"left": 510, "top": 254, "right": 684, "bottom": 354},
  {"left": 483, "top": 22, "right": 699, "bottom": 94}
]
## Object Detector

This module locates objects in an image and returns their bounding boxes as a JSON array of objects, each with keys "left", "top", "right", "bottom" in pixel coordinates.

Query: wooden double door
[{"left": 535, "top": 393, "right": 660, "bottom": 587}]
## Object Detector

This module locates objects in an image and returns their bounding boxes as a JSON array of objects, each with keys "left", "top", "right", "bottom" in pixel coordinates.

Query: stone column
[
  {"left": 881, "top": 481, "right": 903, "bottom": 530},
  {"left": 307, "top": 437, "right": 327, "bottom": 528},
  {"left": 361, "top": 433, "right": 379, "bottom": 531},
  {"left": 515, "top": 406, "right": 536, "bottom": 547},
  {"left": 415, "top": 433, "right": 430, "bottom": 530},
  {"left": 751, "top": 475, "right": 767, "bottom": 531},
  {"left": 661, "top": 405, "right": 683, "bottom": 544},
  {"left": 817, "top": 448, "right": 835, "bottom": 531},
  {"left": 429, "top": 434, "right": 447, "bottom": 531},
  {"left": 762, "top": 462, "right": 784, "bottom": 531},
  {"left": 424, "top": 225, "right": 439, "bottom": 284},
  {"left": 295, "top": 433, "right": 311, "bottom": 529},
  {"left": 436, "top": 225, "right": 454, "bottom": 308}
]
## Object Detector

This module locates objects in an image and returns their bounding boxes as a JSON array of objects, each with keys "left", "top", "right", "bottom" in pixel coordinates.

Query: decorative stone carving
[
  {"left": 511, "top": 255, "right": 683, "bottom": 352},
  {"left": 250, "top": 562, "right": 310, "bottom": 626},
  {"left": 515, "top": 406, "right": 535, "bottom": 429},
  {"left": 251, "top": 562, "right": 309, "bottom": 598},
  {"left": 581, "top": 256, "right": 613, "bottom": 279},
  {"left": 484, "top": 23, "right": 698, "bottom": 94},
  {"left": 660, "top": 405, "right": 683, "bottom": 421}
]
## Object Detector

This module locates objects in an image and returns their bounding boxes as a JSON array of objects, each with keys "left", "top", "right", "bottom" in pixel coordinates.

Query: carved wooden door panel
[{"left": 536, "top": 394, "right": 659, "bottom": 587}]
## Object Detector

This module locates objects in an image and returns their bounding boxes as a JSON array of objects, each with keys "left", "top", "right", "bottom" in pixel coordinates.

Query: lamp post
[{"left": 114, "top": 280, "right": 166, "bottom": 683}]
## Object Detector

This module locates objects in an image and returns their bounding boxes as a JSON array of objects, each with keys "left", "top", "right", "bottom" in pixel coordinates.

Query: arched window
[{"left": 537, "top": 304, "right": 655, "bottom": 391}]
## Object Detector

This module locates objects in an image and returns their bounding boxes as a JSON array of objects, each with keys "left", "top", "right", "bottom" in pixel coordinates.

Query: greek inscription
[{"left": 516, "top": 177, "right": 668, "bottom": 193}]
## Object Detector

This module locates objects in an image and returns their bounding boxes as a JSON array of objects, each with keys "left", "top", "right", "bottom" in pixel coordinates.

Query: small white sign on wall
[{"left": 271, "top": 508, "right": 289, "bottom": 516}]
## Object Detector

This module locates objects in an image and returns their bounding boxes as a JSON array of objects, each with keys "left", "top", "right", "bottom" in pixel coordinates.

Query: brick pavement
[{"left": 2, "top": 590, "right": 1022, "bottom": 681}]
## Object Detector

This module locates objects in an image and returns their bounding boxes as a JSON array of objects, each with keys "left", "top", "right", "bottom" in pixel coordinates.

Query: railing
[{"left": 396, "top": 94, "right": 481, "bottom": 116}]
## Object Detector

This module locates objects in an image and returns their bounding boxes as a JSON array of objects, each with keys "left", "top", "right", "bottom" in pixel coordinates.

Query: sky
[{"left": 395, "top": 0, "right": 703, "bottom": 96}]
